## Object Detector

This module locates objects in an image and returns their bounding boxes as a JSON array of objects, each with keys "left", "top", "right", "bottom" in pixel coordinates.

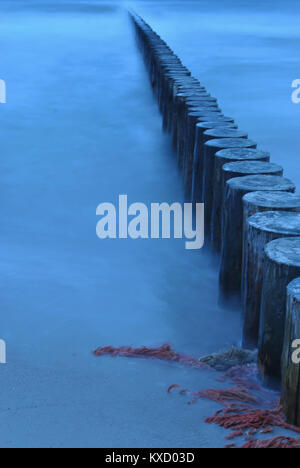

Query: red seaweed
[
  {"left": 226, "top": 431, "right": 244, "bottom": 441},
  {"left": 240, "top": 436, "right": 300, "bottom": 449},
  {"left": 261, "top": 427, "right": 274, "bottom": 434},
  {"left": 197, "top": 387, "right": 259, "bottom": 406},
  {"left": 93, "top": 344, "right": 210, "bottom": 369},
  {"left": 94, "top": 343, "right": 300, "bottom": 448},
  {"left": 205, "top": 399, "right": 300, "bottom": 443}
]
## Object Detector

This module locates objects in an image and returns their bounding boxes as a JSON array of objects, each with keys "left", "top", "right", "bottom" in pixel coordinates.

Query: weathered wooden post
[
  {"left": 202, "top": 138, "right": 257, "bottom": 239},
  {"left": 243, "top": 211, "right": 300, "bottom": 350},
  {"left": 177, "top": 107, "right": 222, "bottom": 170},
  {"left": 175, "top": 95, "right": 220, "bottom": 150},
  {"left": 160, "top": 70, "right": 185, "bottom": 99},
  {"left": 148, "top": 48, "right": 184, "bottom": 98},
  {"left": 208, "top": 161, "right": 283, "bottom": 251},
  {"left": 219, "top": 175, "right": 295, "bottom": 303},
  {"left": 183, "top": 98, "right": 219, "bottom": 126},
  {"left": 191, "top": 120, "right": 237, "bottom": 203},
  {"left": 160, "top": 70, "right": 194, "bottom": 120},
  {"left": 184, "top": 127, "right": 247, "bottom": 200},
  {"left": 209, "top": 149, "right": 270, "bottom": 238},
  {"left": 161, "top": 74, "right": 199, "bottom": 130},
  {"left": 172, "top": 93, "right": 221, "bottom": 148},
  {"left": 259, "top": 237, "right": 300, "bottom": 384},
  {"left": 169, "top": 90, "right": 210, "bottom": 136},
  {"left": 193, "top": 128, "right": 248, "bottom": 211},
  {"left": 175, "top": 108, "right": 222, "bottom": 154},
  {"left": 182, "top": 100, "right": 221, "bottom": 169},
  {"left": 282, "top": 277, "right": 300, "bottom": 426}
]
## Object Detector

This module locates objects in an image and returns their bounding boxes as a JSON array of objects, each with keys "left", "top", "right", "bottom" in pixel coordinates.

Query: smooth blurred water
[{"left": 0, "top": 0, "right": 299, "bottom": 448}]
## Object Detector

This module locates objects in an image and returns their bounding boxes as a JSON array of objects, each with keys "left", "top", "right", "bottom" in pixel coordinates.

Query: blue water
[{"left": 0, "top": 0, "right": 299, "bottom": 448}]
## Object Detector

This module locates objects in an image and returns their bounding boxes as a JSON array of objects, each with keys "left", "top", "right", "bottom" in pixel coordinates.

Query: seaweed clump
[{"left": 94, "top": 344, "right": 300, "bottom": 448}]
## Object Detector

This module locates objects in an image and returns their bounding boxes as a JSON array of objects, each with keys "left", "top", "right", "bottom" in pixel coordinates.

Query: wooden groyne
[{"left": 130, "top": 11, "right": 300, "bottom": 426}]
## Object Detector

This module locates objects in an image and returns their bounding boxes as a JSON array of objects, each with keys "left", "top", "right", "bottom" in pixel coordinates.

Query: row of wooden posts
[{"left": 130, "top": 12, "right": 300, "bottom": 426}]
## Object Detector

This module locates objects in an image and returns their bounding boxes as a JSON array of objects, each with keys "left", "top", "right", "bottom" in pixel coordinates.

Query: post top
[
  {"left": 215, "top": 148, "right": 269, "bottom": 160},
  {"left": 223, "top": 161, "right": 282, "bottom": 175},
  {"left": 204, "top": 128, "right": 247, "bottom": 139},
  {"left": 188, "top": 103, "right": 219, "bottom": 111},
  {"left": 186, "top": 97, "right": 216, "bottom": 103},
  {"left": 265, "top": 237, "right": 300, "bottom": 268},
  {"left": 243, "top": 191, "right": 300, "bottom": 209},
  {"left": 176, "top": 91, "right": 207, "bottom": 99},
  {"left": 196, "top": 120, "right": 235, "bottom": 129},
  {"left": 195, "top": 114, "right": 231, "bottom": 121},
  {"left": 205, "top": 138, "right": 257, "bottom": 150},
  {"left": 227, "top": 175, "right": 295, "bottom": 192},
  {"left": 248, "top": 211, "right": 300, "bottom": 236}
]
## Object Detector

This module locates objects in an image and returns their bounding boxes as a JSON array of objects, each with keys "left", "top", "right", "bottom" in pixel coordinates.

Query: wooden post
[
  {"left": 171, "top": 91, "right": 210, "bottom": 147},
  {"left": 160, "top": 74, "right": 199, "bottom": 113},
  {"left": 243, "top": 211, "right": 300, "bottom": 350},
  {"left": 192, "top": 120, "right": 237, "bottom": 203},
  {"left": 259, "top": 238, "right": 300, "bottom": 384},
  {"left": 174, "top": 108, "right": 222, "bottom": 155},
  {"left": 184, "top": 127, "right": 247, "bottom": 200},
  {"left": 219, "top": 175, "right": 295, "bottom": 303},
  {"left": 176, "top": 103, "right": 221, "bottom": 166},
  {"left": 177, "top": 107, "right": 221, "bottom": 170},
  {"left": 202, "top": 138, "right": 257, "bottom": 239},
  {"left": 161, "top": 74, "right": 199, "bottom": 131},
  {"left": 209, "top": 161, "right": 283, "bottom": 252},
  {"left": 158, "top": 70, "right": 188, "bottom": 115},
  {"left": 169, "top": 90, "right": 209, "bottom": 136},
  {"left": 209, "top": 149, "right": 270, "bottom": 247},
  {"left": 282, "top": 277, "right": 300, "bottom": 426}
]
